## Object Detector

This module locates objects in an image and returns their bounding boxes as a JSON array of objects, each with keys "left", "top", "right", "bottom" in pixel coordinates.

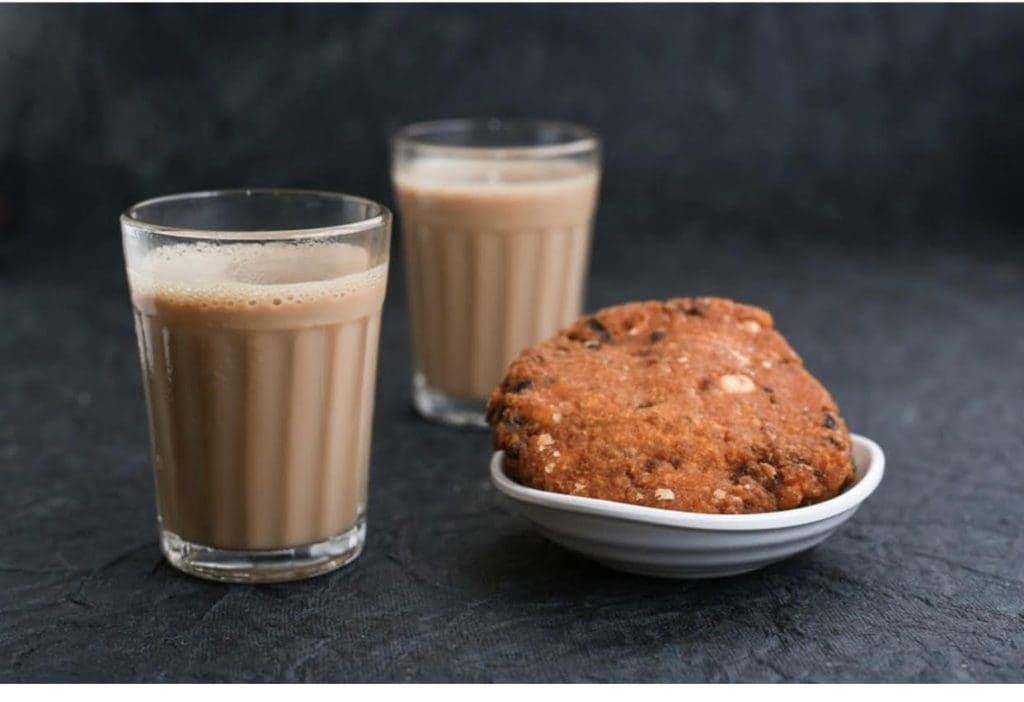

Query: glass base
[
  {"left": 160, "top": 518, "right": 366, "bottom": 584},
  {"left": 412, "top": 373, "right": 488, "bottom": 428}
]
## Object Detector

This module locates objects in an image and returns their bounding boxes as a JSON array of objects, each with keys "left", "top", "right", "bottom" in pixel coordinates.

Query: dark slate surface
[
  {"left": 2, "top": 3, "right": 1023, "bottom": 684},
  {"left": 2, "top": 225, "right": 1023, "bottom": 683}
]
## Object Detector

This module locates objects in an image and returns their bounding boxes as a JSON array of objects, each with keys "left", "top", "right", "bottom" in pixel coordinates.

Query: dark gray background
[{"left": 2, "top": 4, "right": 1023, "bottom": 682}]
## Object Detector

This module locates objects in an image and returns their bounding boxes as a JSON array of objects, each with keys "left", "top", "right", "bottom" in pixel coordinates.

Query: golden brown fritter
[{"left": 487, "top": 297, "right": 856, "bottom": 514}]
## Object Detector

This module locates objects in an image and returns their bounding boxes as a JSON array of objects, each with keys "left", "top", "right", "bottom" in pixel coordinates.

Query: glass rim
[
  {"left": 120, "top": 188, "right": 391, "bottom": 241},
  {"left": 391, "top": 118, "right": 600, "bottom": 160}
]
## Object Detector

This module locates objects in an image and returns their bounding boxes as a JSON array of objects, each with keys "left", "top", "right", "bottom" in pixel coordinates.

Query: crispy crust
[{"left": 487, "top": 297, "right": 856, "bottom": 514}]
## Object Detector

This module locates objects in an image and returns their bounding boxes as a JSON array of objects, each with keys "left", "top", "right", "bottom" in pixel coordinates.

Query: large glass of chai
[
  {"left": 392, "top": 119, "right": 601, "bottom": 426},
  {"left": 121, "top": 190, "right": 390, "bottom": 582}
]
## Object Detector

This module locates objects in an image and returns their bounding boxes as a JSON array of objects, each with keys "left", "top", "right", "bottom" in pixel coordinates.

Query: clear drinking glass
[
  {"left": 121, "top": 190, "right": 391, "bottom": 582},
  {"left": 391, "top": 119, "right": 601, "bottom": 427}
]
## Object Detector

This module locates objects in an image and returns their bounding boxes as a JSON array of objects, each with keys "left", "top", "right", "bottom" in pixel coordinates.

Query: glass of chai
[
  {"left": 392, "top": 119, "right": 601, "bottom": 427},
  {"left": 121, "top": 190, "right": 391, "bottom": 582}
]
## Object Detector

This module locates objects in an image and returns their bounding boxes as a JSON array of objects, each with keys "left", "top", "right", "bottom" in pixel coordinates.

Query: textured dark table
[{"left": 2, "top": 211, "right": 1022, "bottom": 683}]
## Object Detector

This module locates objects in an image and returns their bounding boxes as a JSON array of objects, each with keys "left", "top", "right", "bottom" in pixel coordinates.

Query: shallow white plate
[{"left": 490, "top": 434, "right": 885, "bottom": 579}]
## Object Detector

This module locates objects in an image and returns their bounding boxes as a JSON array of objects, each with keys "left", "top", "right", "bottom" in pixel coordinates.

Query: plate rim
[{"left": 490, "top": 433, "right": 885, "bottom": 531}]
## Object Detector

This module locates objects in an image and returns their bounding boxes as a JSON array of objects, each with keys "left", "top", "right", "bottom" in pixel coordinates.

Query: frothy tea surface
[
  {"left": 396, "top": 157, "right": 595, "bottom": 187},
  {"left": 130, "top": 242, "right": 385, "bottom": 325}
]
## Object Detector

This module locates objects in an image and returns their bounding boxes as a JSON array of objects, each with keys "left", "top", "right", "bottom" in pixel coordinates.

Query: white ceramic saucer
[{"left": 490, "top": 434, "right": 885, "bottom": 579}]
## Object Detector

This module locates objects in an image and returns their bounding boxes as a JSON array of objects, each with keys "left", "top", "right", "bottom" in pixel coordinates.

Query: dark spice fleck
[
  {"left": 485, "top": 402, "right": 503, "bottom": 425},
  {"left": 509, "top": 413, "right": 528, "bottom": 427},
  {"left": 588, "top": 317, "right": 611, "bottom": 342},
  {"left": 698, "top": 378, "right": 712, "bottom": 391},
  {"left": 511, "top": 380, "right": 532, "bottom": 394},
  {"left": 674, "top": 300, "right": 703, "bottom": 316},
  {"left": 637, "top": 400, "right": 657, "bottom": 409},
  {"left": 824, "top": 414, "right": 836, "bottom": 429},
  {"left": 643, "top": 458, "right": 659, "bottom": 472},
  {"left": 649, "top": 329, "right": 666, "bottom": 343},
  {"left": 506, "top": 445, "right": 520, "bottom": 460},
  {"left": 731, "top": 465, "right": 750, "bottom": 483}
]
